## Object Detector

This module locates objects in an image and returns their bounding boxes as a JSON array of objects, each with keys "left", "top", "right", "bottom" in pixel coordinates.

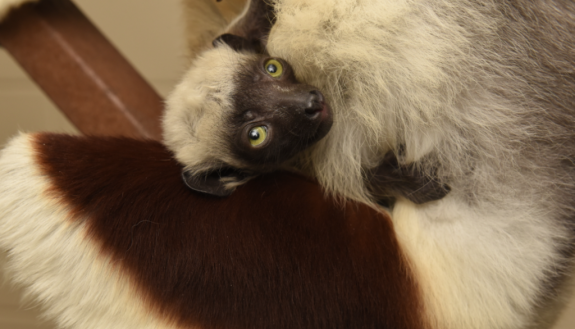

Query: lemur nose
[{"left": 304, "top": 90, "right": 325, "bottom": 117}]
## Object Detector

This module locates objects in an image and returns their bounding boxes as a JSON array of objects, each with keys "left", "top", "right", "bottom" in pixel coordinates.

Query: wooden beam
[{"left": 0, "top": 0, "right": 164, "bottom": 140}]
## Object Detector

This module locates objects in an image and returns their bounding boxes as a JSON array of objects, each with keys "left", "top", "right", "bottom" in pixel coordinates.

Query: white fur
[
  {"left": 0, "top": 133, "right": 182, "bottom": 329},
  {"left": 392, "top": 197, "right": 569, "bottom": 329},
  {"left": 0, "top": 0, "right": 37, "bottom": 21}
]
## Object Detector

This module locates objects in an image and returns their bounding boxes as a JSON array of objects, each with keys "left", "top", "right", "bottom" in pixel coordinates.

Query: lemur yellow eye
[
  {"left": 265, "top": 59, "right": 283, "bottom": 78},
  {"left": 248, "top": 126, "right": 268, "bottom": 146}
]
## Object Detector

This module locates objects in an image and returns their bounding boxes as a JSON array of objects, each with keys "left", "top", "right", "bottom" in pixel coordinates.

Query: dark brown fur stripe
[{"left": 33, "top": 133, "right": 426, "bottom": 329}]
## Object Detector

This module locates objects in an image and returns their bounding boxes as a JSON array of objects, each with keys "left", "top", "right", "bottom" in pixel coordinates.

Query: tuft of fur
[
  {"left": 180, "top": 1, "right": 575, "bottom": 328},
  {"left": 0, "top": 0, "right": 38, "bottom": 21}
]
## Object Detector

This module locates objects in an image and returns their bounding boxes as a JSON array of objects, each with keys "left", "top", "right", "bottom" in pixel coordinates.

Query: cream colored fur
[
  {"left": 392, "top": 197, "right": 569, "bottom": 329},
  {"left": 0, "top": 134, "right": 183, "bottom": 329},
  {"left": 0, "top": 0, "right": 37, "bottom": 21},
  {"left": 163, "top": 44, "right": 259, "bottom": 178},
  {"left": 177, "top": 1, "right": 575, "bottom": 328}
]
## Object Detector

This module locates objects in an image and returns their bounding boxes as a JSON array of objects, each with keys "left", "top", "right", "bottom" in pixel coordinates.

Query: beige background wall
[{"left": 0, "top": 0, "right": 574, "bottom": 328}]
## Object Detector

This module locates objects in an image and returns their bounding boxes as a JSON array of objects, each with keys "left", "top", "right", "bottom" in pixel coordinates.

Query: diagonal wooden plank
[{"left": 0, "top": 0, "right": 163, "bottom": 140}]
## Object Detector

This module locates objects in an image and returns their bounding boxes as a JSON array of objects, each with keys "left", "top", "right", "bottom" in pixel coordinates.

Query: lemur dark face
[
  {"left": 162, "top": 34, "right": 333, "bottom": 196},
  {"left": 228, "top": 53, "right": 332, "bottom": 168},
  {"left": 209, "top": 34, "right": 332, "bottom": 169}
]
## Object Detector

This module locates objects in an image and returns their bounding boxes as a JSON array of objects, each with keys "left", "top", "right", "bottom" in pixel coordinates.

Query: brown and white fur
[
  {"left": 178, "top": 1, "right": 575, "bottom": 328},
  {"left": 0, "top": 133, "right": 427, "bottom": 329}
]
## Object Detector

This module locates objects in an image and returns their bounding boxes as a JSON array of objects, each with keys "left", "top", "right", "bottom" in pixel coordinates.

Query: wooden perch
[{"left": 0, "top": 0, "right": 163, "bottom": 140}]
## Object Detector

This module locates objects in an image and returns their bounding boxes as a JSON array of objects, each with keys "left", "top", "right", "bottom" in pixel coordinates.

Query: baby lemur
[{"left": 164, "top": 33, "right": 449, "bottom": 203}]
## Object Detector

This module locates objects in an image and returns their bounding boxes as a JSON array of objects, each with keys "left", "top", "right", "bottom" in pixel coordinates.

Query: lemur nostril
[
  {"left": 309, "top": 90, "right": 324, "bottom": 103},
  {"left": 305, "top": 90, "right": 325, "bottom": 117}
]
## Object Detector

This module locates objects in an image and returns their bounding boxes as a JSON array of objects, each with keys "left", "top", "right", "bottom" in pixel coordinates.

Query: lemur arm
[{"left": 366, "top": 152, "right": 451, "bottom": 205}]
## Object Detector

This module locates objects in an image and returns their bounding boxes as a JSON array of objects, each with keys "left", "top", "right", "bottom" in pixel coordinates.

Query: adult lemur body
[{"left": 178, "top": 0, "right": 575, "bottom": 328}]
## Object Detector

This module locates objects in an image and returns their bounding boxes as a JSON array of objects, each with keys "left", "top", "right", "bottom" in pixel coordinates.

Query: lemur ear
[
  {"left": 226, "top": 0, "right": 275, "bottom": 49},
  {"left": 213, "top": 34, "right": 258, "bottom": 52},
  {"left": 181, "top": 167, "right": 251, "bottom": 197}
]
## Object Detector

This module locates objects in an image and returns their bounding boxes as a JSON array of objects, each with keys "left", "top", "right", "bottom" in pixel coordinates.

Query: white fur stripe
[
  {"left": 392, "top": 197, "right": 568, "bottom": 329},
  {"left": 0, "top": 133, "right": 183, "bottom": 329}
]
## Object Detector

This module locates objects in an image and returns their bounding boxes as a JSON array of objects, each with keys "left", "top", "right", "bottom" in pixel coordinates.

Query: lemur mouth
[
  {"left": 319, "top": 103, "right": 331, "bottom": 121},
  {"left": 309, "top": 103, "right": 333, "bottom": 142},
  {"left": 306, "top": 103, "right": 330, "bottom": 120},
  {"left": 303, "top": 90, "right": 329, "bottom": 120}
]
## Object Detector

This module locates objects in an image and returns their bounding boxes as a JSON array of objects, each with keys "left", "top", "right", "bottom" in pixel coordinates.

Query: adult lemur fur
[{"left": 176, "top": 0, "right": 575, "bottom": 328}]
